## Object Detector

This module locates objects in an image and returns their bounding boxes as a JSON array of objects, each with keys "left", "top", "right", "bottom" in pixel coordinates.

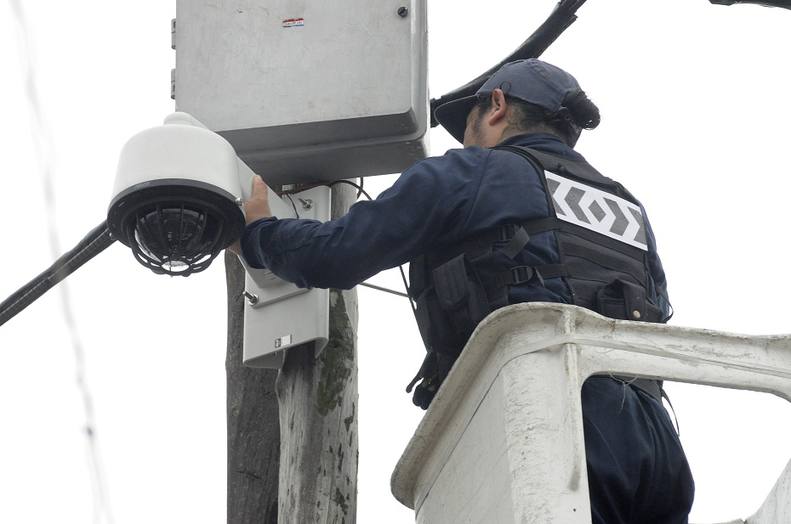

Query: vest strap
[
  {"left": 495, "top": 265, "right": 544, "bottom": 287},
  {"left": 499, "top": 226, "right": 530, "bottom": 259}
]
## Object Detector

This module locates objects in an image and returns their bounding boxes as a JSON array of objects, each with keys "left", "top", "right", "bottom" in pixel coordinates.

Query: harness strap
[
  {"left": 523, "top": 219, "right": 648, "bottom": 262},
  {"left": 496, "top": 145, "right": 640, "bottom": 202},
  {"left": 494, "top": 265, "right": 544, "bottom": 287},
  {"left": 499, "top": 226, "right": 530, "bottom": 259},
  {"left": 534, "top": 264, "right": 567, "bottom": 279}
]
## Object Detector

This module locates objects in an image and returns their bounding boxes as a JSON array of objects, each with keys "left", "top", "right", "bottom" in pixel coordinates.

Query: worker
[{"left": 236, "top": 58, "right": 695, "bottom": 523}]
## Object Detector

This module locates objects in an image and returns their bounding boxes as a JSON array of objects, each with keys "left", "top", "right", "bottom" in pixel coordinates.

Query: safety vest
[{"left": 406, "top": 146, "right": 669, "bottom": 409}]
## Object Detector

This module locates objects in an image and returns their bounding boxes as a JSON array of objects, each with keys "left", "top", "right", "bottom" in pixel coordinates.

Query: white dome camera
[
  {"left": 3, "top": 112, "right": 330, "bottom": 366},
  {"left": 107, "top": 113, "right": 248, "bottom": 276}
]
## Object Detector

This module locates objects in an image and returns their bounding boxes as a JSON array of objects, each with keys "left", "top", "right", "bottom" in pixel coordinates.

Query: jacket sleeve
[{"left": 240, "top": 148, "right": 489, "bottom": 289}]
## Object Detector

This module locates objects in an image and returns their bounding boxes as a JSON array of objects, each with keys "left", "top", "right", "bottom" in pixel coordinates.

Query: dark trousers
[{"left": 581, "top": 377, "right": 695, "bottom": 524}]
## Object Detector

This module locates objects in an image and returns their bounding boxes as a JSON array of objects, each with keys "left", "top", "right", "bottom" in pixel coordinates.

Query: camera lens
[
  {"left": 132, "top": 205, "right": 221, "bottom": 275},
  {"left": 107, "top": 179, "right": 245, "bottom": 277}
]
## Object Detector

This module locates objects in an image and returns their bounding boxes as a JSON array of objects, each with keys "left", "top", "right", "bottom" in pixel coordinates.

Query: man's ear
[{"left": 487, "top": 88, "right": 509, "bottom": 127}]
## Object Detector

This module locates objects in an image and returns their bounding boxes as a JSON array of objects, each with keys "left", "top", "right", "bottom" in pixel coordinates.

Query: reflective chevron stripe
[{"left": 546, "top": 172, "right": 648, "bottom": 251}]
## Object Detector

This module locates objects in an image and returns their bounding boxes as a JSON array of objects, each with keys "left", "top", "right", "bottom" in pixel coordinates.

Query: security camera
[
  {"left": 107, "top": 112, "right": 247, "bottom": 277},
  {"left": 106, "top": 112, "right": 332, "bottom": 366},
  {"left": 2, "top": 111, "right": 330, "bottom": 367}
]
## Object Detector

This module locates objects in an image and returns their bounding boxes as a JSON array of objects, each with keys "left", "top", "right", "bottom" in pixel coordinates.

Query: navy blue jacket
[{"left": 241, "top": 133, "right": 669, "bottom": 314}]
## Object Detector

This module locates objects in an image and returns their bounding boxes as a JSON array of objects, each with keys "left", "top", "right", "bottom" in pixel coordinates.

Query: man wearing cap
[{"left": 238, "top": 58, "right": 695, "bottom": 523}]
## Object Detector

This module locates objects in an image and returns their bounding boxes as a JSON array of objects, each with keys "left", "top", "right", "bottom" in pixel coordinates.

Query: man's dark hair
[{"left": 474, "top": 91, "right": 600, "bottom": 147}]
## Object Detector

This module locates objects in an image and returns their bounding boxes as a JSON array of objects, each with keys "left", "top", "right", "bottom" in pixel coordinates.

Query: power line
[{"left": 7, "top": 2, "right": 114, "bottom": 523}]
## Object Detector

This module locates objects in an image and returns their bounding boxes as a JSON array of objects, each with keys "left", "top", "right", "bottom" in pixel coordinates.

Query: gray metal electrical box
[{"left": 174, "top": 0, "right": 428, "bottom": 185}]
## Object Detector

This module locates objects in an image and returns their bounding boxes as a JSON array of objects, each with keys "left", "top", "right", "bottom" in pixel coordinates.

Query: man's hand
[
  {"left": 227, "top": 176, "right": 273, "bottom": 256},
  {"left": 244, "top": 176, "right": 272, "bottom": 225}
]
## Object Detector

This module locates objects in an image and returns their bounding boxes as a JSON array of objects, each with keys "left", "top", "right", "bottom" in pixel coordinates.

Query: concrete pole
[
  {"left": 225, "top": 252, "right": 281, "bottom": 524},
  {"left": 276, "top": 183, "right": 359, "bottom": 523}
]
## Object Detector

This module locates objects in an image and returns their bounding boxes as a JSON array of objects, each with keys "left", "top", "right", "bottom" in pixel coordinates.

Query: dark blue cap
[{"left": 435, "top": 58, "right": 590, "bottom": 144}]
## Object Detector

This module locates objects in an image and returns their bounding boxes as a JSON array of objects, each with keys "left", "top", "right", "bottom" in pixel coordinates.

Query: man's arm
[{"left": 239, "top": 149, "right": 488, "bottom": 289}]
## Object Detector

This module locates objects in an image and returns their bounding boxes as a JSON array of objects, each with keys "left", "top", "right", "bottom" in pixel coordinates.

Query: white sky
[{"left": 1, "top": 1, "right": 791, "bottom": 523}]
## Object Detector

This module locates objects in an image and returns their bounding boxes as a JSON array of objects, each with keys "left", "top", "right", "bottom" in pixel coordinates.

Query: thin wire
[
  {"left": 328, "top": 179, "right": 418, "bottom": 312},
  {"left": 327, "top": 179, "right": 373, "bottom": 201},
  {"left": 285, "top": 193, "right": 300, "bottom": 218},
  {"left": 356, "top": 177, "right": 364, "bottom": 199},
  {"left": 359, "top": 281, "right": 409, "bottom": 298},
  {"left": 8, "top": 3, "right": 114, "bottom": 523},
  {"left": 399, "top": 265, "right": 418, "bottom": 315}
]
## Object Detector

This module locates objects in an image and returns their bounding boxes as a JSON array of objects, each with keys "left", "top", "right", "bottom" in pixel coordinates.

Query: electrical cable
[
  {"left": 710, "top": 0, "right": 791, "bottom": 8},
  {"left": 327, "top": 179, "right": 373, "bottom": 202},
  {"left": 0, "top": 222, "right": 115, "bottom": 327},
  {"left": 285, "top": 193, "right": 301, "bottom": 218},
  {"left": 356, "top": 177, "right": 364, "bottom": 199},
  {"left": 7, "top": 2, "right": 115, "bottom": 522},
  {"left": 429, "top": 0, "right": 588, "bottom": 127}
]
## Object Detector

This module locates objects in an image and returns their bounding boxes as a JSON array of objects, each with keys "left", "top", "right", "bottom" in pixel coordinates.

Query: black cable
[
  {"left": 327, "top": 179, "right": 373, "bottom": 202},
  {"left": 710, "top": 0, "right": 791, "bottom": 8},
  {"left": 0, "top": 221, "right": 116, "bottom": 328},
  {"left": 429, "top": 0, "right": 588, "bottom": 127},
  {"left": 356, "top": 177, "right": 364, "bottom": 199},
  {"left": 285, "top": 193, "right": 300, "bottom": 218}
]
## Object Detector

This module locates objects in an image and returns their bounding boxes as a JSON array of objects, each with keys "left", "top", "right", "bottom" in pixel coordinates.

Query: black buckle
[
  {"left": 510, "top": 266, "right": 544, "bottom": 286},
  {"left": 496, "top": 224, "right": 517, "bottom": 242}
]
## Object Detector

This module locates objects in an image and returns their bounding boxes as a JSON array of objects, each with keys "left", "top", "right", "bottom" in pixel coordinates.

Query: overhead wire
[{"left": 7, "top": 2, "right": 115, "bottom": 523}]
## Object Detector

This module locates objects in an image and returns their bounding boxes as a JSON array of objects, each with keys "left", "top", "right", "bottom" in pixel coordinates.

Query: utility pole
[
  {"left": 174, "top": 2, "right": 426, "bottom": 520},
  {"left": 225, "top": 183, "right": 359, "bottom": 523},
  {"left": 226, "top": 253, "right": 280, "bottom": 524},
  {"left": 275, "top": 183, "right": 359, "bottom": 523}
]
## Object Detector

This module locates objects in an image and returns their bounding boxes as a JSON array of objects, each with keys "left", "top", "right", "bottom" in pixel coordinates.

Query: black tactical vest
[{"left": 406, "top": 146, "right": 668, "bottom": 409}]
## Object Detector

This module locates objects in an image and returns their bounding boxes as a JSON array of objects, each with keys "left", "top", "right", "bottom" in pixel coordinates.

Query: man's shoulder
[
  {"left": 422, "top": 145, "right": 542, "bottom": 175},
  {"left": 397, "top": 145, "right": 545, "bottom": 195},
  {"left": 399, "top": 146, "right": 493, "bottom": 187},
  {"left": 418, "top": 145, "right": 491, "bottom": 168}
]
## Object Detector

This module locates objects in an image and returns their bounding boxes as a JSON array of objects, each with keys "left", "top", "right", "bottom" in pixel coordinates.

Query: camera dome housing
[{"left": 108, "top": 113, "right": 245, "bottom": 276}]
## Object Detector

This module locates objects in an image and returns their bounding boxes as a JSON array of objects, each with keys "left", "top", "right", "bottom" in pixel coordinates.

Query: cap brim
[{"left": 434, "top": 95, "right": 479, "bottom": 144}]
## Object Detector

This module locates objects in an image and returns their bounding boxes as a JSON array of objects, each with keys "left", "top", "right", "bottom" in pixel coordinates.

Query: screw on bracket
[
  {"left": 298, "top": 198, "right": 313, "bottom": 210},
  {"left": 242, "top": 290, "right": 259, "bottom": 306},
  {"left": 397, "top": 6, "right": 409, "bottom": 17}
]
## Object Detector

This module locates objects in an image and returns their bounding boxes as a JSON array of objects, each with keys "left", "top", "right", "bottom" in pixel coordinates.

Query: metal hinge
[
  {"left": 171, "top": 18, "right": 176, "bottom": 50},
  {"left": 170, "top": 68, "right": 176, "bottom": 100}
]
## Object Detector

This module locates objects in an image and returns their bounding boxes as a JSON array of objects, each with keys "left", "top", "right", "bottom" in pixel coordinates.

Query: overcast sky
[{"left": 1, "top": 1, "right": 791, "bottom": 523}]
